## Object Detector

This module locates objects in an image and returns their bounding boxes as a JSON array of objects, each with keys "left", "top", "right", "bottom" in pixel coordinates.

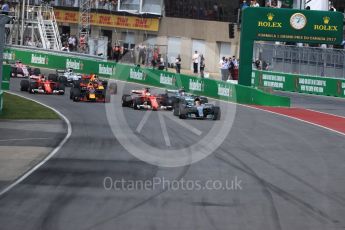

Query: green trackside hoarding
[
  {"left": 239, "top": 7, "right": 344, "bottom": 86},
  {"left": 1, "top": 65, "right": 10, "bottom": 90},
  {"left": 115, "top": 65, "right": 290, "bottom": 106},
  {"left": 252, "top": 70, "right": 345, "bottom": 98},
  {"left": 2, "top": 47, "right": 290, "bottom": 107}
]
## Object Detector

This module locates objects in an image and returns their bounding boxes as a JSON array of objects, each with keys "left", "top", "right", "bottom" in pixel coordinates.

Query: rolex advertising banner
[{"left": 239, "top": 7, "right": 344, "bottom": 86}]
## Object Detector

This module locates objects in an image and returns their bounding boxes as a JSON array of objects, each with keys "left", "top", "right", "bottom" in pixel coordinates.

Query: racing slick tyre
[
  {"left": 71, "top": 88, "right": 81, "bottom": 102},
  {"left": 69, "top": 87, "right": 74, "bottom": 100},
  {"left": 58, "top": 76, "right": 68, "bottom": 86},
  {"left": 20, "top": 79, "right": 29, "bottom": 91},
  {"left": 11, "top": 67, "right": 17, "bottom": 78},
  {"left": 102, "top": 80, "right": 108, "bottom": 89},
  {"left": 33, "top": 68, "right": 41, "bottom": 76},
  {"left": 58, "top": 84, "right": 65, "bottom": 95},
  {"left": 173, "top": 104, "right": 180, "bottom": 116},
  {"left": 200, "top": 97, "right": 208, "bottom": 104},
  {"left": 108, "top": 82, "right": 117, "bottom": 95},
  {"left": 73, "top": 80, "right": 81, "bottom": 88},
  {"left": 48, "top": 74, "right": 58, "bottom": 82},
  {"left": 178, "top": 104, "right": 187, "bottom": 119},
  {"left": 212, "top": 106, "right": 221, "bottom": 120},
  {"left": 133, "top": 97, "right": 141, "bottom": 110},
  {"left": 28, "top": 81, "right": 36, "bottom": 94},
  {"left": 121, "top": 94, "right": 132, "bottom": 107}
]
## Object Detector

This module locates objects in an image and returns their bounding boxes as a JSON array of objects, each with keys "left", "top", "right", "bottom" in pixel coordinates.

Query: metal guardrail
[
  {"left": 253, "top": 42, "right": 345, "bottom": 80},
  {"left": 5, "top": 45, "right": 106, "bottom": 60}
]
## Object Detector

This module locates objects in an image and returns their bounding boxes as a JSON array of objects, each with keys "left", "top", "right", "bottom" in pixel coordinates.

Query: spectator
[
  {"left": 158, "top": 55, "right": 165, "bottom": 70},
  {"left": 251, "top": 0, "right": 260, "bottom": 7},
  {"left": 219, "top": 57, "right": 229, "bottom": 81},
  {"left": 200, "top": 54, "right": 205, "bottom": 78},
  {"left": 1, "top": 0, "right": 9, "bottom": 15},
  {"left": 175, "top": 54, "right": 181, "bottom": 73},
  {"left": 151, "top": 48, "right": 159, "bottom": 69},
  {"left": 254, "top": 59, "right": 261, "bottom": 70},
  {"left": 192, "top": 50, "right": 199, "bottom": 74},
  {"left": 232, "top": 56, "right": 239, "bottom": 80},
  {"left": 329, "top": 5, "right": 336, "bottom": 11},
  {"left": 68, "top": 35, "right": 74, "bottom": 51},
  {"left": 229, "top": 57, "right": 234, "bottom": 79},
  {"left": 138, "top": 43, "right": 146, "bottom": 65},
  {"left": 240, "top": 0, "right": 249, "bottom": 10},
  {"left": 61, "top": 43, "right": 70, "bottom": 52},
  {"left": 218, "top": 3, "right": 224, "bottom": 20}
]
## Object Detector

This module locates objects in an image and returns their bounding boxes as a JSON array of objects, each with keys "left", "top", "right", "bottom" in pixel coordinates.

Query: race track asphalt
[{"left": 0, "top": 76, "right": 345, "bottom": 230}]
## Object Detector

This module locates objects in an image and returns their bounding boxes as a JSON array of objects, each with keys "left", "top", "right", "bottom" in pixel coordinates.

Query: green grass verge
[{"left": 0, "top": 92, "right": 60, "bottom": 119}]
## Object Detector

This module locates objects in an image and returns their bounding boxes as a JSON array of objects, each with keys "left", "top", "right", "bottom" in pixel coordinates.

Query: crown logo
[
  {"left": 323, "top": 16, "right": 330, "bottom": 24},
  {"left": 267, "top": 13, "right": 274, "bottom": 21}
]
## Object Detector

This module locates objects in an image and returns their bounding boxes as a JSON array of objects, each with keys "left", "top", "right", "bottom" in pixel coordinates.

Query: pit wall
[
  {"left": 252, "top": 70, "right": 345, "bottom": 98},
  {"left": 2, "top": 47, "right": 290, "bottom": 107}
]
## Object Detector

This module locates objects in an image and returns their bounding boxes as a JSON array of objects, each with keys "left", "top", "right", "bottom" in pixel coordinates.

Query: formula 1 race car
[
  {"left": 20, "top": 74, "right": 65, "bottom": 95},
  {"left": 56, "top": 68, "right": 82, "bottom": 86},
  {"left": 165, "top": 89, "right": 208, "bottom": 104},
  {"left": 69, "top": 74, "right": 117, "bottom": 102},
  {"left": 121, "top": 88, "right": 174, "bottom": 111},
  {"left": 173, "top": 96, "right": 221, "bottom": 120},
  {"left": 10, "top": 60, "right": 32, "bottom": 78}
]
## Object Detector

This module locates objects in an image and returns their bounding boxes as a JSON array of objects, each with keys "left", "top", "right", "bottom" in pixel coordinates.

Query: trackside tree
[{"left": 239, "top": 7, "right": 344, "bottom": 86}]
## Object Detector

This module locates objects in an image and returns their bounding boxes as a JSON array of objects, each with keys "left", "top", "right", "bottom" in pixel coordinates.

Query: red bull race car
[
  {"left": 69, "top": 74, "right": 117, "bottom": 102},
  {"left": 121, "top": 88, "right": 174, "bottom": 111},
  {"left": 20, "top": 73, "right": 65, "bottom": 95}
]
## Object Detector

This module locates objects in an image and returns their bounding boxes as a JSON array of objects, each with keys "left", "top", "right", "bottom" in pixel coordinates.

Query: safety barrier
[
  {"left": 3, "top": 47, "right": 290, "bottom": 107},
  {"left": 2, "top": 65, "right": 10, "bottom": 90},
  {"left": 252, "top": 70, "right": 345, "bottom": 98}
]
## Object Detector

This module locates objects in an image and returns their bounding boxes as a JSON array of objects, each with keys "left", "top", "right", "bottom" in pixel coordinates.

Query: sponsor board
[
  {"left": 3, "top": 51, "right": 15, "bottom": 61},
  {"left": 159, "top": 73, "right": 175, "bottom": 86},
  {"left": 31, "top": 54, "right": 48, "bottom": 65},
  {"left": 299, "top": 78, "right": 326, "bottom": 93},
  {"left": 129, "top": 68, "right": 145, "bottom": 80},
  {"left": 217, "top": 83, "right": 232, "bottom": 97},
  {"left": 99, "top": 64, "right": 115, "bottom": 76},
  {"left": 66, "top": 59, "right": 83, "bottom": 70},
  {"left": 189, "top": 79, "right": 203, "bottom": 92}
]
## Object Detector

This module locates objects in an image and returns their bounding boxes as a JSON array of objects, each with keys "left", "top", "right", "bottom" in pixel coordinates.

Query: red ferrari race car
[
  {"left": 121, "top": 88, "right": 174, "bottom": 111},
  {"left": 10, "top": 60, "right": 32, "bottom": 78},
  {"left": 20, "top": 74, "right": 65, "bottom": 95},
  {"left": 69, "top": 74, "right": 117, "bottom": 102}
]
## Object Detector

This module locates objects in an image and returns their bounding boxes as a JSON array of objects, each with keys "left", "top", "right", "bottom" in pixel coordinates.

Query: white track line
[
  {"left": 0, "top": 91, "right": 72, "bottom": 196},
  {"left": 136, "top": 110, "right": 152, "bottom": 133},
  {"left": 163, "top": 113, "right": 203, "bottom": 136},
  {"left": 242, "top": 105, "right": 345, "bottom": 137},
  {"left": 0, "top": 137, "right": 50, "bottom": 142},
  {"left": 158, "top": 112, "right": 171, "bottom": 147},
  {"left": 118, "top": 80, "right": 345, "bottom": 138}
]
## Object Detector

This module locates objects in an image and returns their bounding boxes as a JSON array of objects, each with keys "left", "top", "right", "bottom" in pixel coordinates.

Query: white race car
[{"left": 56, "top": 68, "right": 82, "bottom": 85}]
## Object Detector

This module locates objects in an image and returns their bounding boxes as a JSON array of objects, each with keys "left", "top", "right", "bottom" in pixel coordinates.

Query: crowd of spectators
[
  {"left": 53, "top": 0, "right": 118, "bottom": 11},
  {"left": 165, "top": 0, "right": 235, "bottom": 22},
  {"left": 219, "top": 56, "right": 239, "bottom": 81}
]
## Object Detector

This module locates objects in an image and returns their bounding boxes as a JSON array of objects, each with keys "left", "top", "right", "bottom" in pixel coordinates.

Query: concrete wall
[{"left": 62, "top": 17, "right": 240, "bottom": 73}]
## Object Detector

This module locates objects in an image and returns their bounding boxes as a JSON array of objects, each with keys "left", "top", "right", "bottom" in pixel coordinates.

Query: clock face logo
[{"left": 290, "top": 13, "right": 307, "bottom": 30}]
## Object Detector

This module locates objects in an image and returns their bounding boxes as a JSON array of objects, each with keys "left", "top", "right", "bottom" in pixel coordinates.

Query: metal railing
[{"left": 253, "top": 42, "right": 345, "bottom": 79}]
